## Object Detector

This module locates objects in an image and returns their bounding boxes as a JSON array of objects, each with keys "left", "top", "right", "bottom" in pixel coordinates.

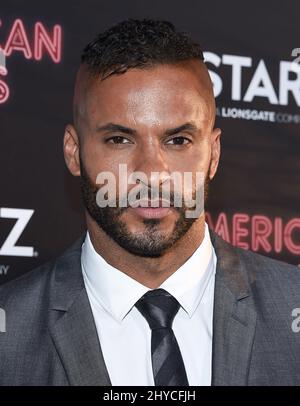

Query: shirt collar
[
  {"left": 81, "top": 222, "right": 216, "bottom": 323},
  {"left": 160, "top": 223, "right": 215, "bottom": 317}
]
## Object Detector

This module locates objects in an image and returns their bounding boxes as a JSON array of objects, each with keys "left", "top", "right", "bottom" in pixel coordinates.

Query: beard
[{"left": 79, "top": 156, "right": 210, "bottom": 258}]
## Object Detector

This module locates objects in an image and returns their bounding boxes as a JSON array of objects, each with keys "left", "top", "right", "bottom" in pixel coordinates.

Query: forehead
[{"left": 79, "top": 61, "right": 214, "bottom": 130}]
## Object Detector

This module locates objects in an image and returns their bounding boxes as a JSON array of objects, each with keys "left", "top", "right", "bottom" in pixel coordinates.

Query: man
[{"left": 0, "top": 18, "right": 300, "bottom": 386}]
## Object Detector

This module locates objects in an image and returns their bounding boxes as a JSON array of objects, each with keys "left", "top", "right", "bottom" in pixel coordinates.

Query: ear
[
  {"left": 208, "top": 127, "right": 221, "bottom": 180},
  {"left": 63, "top": 124, "right": 81, "bottom": 176}
]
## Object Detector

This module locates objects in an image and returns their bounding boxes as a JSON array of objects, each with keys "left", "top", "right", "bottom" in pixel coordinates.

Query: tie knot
[{"left": 135, "top": 288, "right": 180, "bottom": 330}]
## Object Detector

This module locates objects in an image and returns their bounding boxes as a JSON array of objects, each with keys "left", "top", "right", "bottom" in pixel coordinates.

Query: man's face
[{"left": 65, "top": 60, "right": 221, "bottom": 257}]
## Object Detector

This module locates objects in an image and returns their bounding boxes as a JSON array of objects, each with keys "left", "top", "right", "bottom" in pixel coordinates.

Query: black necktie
[{"left": 135, "top": 288, "right": 189, "bottom": 386}]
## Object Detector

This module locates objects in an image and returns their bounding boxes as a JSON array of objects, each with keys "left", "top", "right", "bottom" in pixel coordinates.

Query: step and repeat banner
[{"left": 1, "top": 0, "right": 300, "bottom": 284}]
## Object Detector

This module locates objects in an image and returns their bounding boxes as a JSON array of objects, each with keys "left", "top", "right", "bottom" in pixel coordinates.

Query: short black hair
[{"left": 81, "top": 18, "right": 204, "bottom": 79}]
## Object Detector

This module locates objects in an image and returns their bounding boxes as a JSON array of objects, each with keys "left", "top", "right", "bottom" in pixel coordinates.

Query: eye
[
  {"left": 106, "top": 136, "right": 132, "bottom": 144},
  {"left": 166, "top": 136, "right": 191, "bottom": 145}
]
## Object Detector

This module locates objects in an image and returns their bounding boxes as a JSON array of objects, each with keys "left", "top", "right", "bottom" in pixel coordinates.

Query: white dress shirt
[{"left": 81, "top": 222, "right": 217, "bottom": 386}]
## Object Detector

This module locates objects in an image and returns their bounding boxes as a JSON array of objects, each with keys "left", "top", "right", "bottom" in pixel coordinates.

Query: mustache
[
  {"left": 100, "top": 189, "right": 197, "bottom": 206},
  {"left": 97, "top": 192, "right": 200, "bottom": 213}
]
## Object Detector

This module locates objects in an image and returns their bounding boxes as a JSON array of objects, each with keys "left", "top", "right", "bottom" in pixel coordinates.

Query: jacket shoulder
[
  {"left": 211, "top": 229, "right": 300, "bottom": 303},
  {"left": 0, "top": 234, "right": 85, "bottom": 310},
  {"left": 236, "top": 241, "right": 300, "bottom": 283},
  {"left": 211, "top": 228, "right": 300, "bottom": 275}
]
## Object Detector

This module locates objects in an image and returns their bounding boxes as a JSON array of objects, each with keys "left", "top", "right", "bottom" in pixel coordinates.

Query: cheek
[
  {"left": 193, "top": 140, "right": 212, "bottom": 168},
  {"left": 170, "top": 147, "right": 210, "bottom": 174},
  {"left": 80, "top": 137, "right": 119, "bottom": 173}
]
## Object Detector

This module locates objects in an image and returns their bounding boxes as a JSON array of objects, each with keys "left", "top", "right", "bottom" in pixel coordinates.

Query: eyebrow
[
  {"left": 95, "top": 122, "right": 199, "bottom": 136},
  {"left": 95, "top": 123, "right": 137, "bottom": 135},
  {"left": 165, "top": 123, "right": 198, "bottom": 136}
]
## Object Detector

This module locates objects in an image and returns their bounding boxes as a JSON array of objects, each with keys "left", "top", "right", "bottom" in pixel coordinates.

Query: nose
[{"left": 133, "top": 141, "right": 171, "bottom": 188}]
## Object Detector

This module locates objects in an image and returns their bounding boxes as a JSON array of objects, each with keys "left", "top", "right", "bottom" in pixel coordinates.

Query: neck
[{"left": 86, "top": 212, "right": 206, "bottom": 289}]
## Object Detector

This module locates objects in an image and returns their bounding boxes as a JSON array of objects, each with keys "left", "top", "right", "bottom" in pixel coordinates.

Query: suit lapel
[
  {"left": 209, "top": 230, "right": 257, "bottom": 386},
  {"left": 48, "top": 229, "right": 257, "bottom": 386},
  {"left": 48, "top": 235, "right": 111, "bottom": 386}
]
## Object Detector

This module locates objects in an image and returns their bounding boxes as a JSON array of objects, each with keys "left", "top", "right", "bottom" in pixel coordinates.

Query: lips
[
  {"left": 129, "top": 206, "right": 172, "bottom": 219},
  {"left": 131, "top": 199, "right": 173, "bottom": 208}
]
